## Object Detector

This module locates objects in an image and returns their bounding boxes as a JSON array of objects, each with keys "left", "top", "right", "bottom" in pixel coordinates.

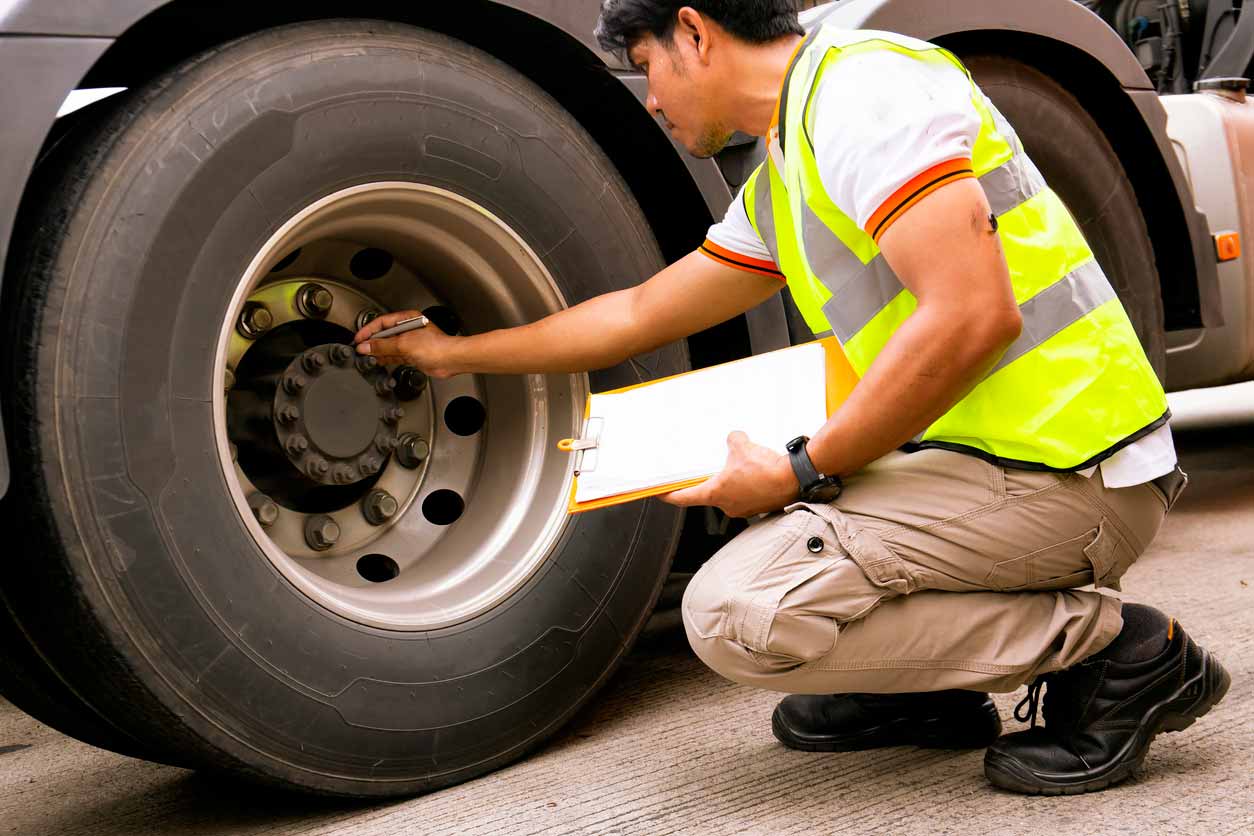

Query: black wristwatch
[{"left": 786, "top": 436, "right": 843, "bottom": 503}]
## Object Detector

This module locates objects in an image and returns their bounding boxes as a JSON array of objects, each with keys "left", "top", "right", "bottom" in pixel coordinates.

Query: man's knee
[{"left": 680, "top": 516, "right": 845, "bottom": 685}]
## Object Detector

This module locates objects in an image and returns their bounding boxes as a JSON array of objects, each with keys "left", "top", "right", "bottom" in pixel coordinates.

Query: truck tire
[
  {"left": 965, "top": 55, "right": 1169, "bottom": 381},
  {"left": 0, "top": 20, "right": 685, "bottom": 797}
]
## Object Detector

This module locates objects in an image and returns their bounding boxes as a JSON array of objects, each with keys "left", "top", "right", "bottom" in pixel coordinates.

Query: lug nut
[
  {"left": 285, "top": 434, "right": 309, "bottom": 456},
  {"left": 302, "top": 352, "right": 327, "bottom": 375},
  {"left": 248, "top": 493, "right": 280, "bottom": 528},
  {"left": 332, "top": 464, "right": 356, "bottom": 485},
  {"left": 283, "top": 373, "right": 307, "bottom": 395},
  {"left": 362, "top": 490, "right": 400, "bottom": 526},
  {"left": 356, "top": 355, "right": 379, "bottom": 373},
  {"left": 375, "top": 377, "right": 397, "bottom": 396},
  {"left": 355, "top": 309, "right": 382, "bottom": 332},
  {"left": 382, "top": 406, "right": 405, "bottom": 425},
  {"left": 236, "top": 302, "right": 274, "bottom": 339},
  {"left": 306, "top": 456, "right": 329, "bottom": 479},
  {"left": 305, "top": 515, "right": 341, "bottom": 551},
  {"left": 277, "top": 404, "right": 301, "bottom": 425},
  {"left": 394, "top": 366, "right": 429, "bottom": 401},
  {"left": 295, "top": 283, "right": 334, "bottom": 320},
  {"left": 396, "top": 433, "right": 430, "bottom": 469},
  {"left": 330, "top": 344, "right": 354, "bottom": 366}
]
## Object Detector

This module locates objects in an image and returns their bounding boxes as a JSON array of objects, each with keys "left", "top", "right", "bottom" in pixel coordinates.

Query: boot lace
[{"left": 1014, "top": 669, "right": 1084, "bottom": 731}]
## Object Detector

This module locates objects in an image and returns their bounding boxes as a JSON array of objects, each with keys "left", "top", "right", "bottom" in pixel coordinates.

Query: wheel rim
[{"left": 212, "top": 183, "right": 584, "bottom": 631}]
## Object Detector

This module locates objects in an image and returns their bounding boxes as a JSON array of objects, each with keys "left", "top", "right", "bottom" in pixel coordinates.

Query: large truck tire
[
  {"left": 966, "top": 55, "right": 1169, "bottom": 382},
  {"left": 0, "top": 20, "right": 686, "bottom": 797}
]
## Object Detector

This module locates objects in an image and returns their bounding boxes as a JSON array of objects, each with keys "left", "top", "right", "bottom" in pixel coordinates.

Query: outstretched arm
[{"left": 354, "top": 250, "right": 782, "bottom": 377}]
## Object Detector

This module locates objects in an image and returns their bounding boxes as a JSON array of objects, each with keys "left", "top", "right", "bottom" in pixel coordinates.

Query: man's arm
[
  {"left": 806, "top": 178, "right": 1022, "bottom": 477},
  {"left": 354, "top": 250, "right": 782, "bottom": 377}
]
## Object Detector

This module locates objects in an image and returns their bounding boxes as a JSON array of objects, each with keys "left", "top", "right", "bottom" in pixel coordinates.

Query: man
[{"left": 355, "top": 0, "right": 1229, "bottom": 795}]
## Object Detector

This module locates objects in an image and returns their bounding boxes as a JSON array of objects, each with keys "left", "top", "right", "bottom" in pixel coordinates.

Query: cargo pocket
[
  {"left": 682, "top": 510, "right": 813, "bottom": 643},
  {"left": 985, "top": 529, "right": 1100, "bottom": 591},
  {"left": 722, "top": 510, "right": 843, "bottom": 665},
  {"left": 1083, "top": 517, "right": 1139, "bottom": 591}
]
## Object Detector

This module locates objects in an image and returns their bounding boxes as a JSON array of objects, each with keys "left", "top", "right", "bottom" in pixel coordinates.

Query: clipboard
[{"left": 558, "top": 337, "right": 859, "bottom": 514}]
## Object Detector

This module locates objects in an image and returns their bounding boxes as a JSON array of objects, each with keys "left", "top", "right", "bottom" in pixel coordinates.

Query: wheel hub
[
  {"left": 272, "top": 345, "right": 400, "bottom": 485},
  {"left": 214, "top": 182, "right": 582, "bottom": 630}
]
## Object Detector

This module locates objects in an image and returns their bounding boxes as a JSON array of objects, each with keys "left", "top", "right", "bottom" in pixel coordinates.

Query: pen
[{"left": 366, "top": 314, "right": 430, "bottom": 341}]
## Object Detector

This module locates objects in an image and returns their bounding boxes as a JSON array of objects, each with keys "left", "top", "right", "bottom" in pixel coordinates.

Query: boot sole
[
  {"left": 772, "top": 699, "right": 1002, "bottom": 753},
  {"left": 985, "top": 647, "right": 1231, "bottom": 796}
]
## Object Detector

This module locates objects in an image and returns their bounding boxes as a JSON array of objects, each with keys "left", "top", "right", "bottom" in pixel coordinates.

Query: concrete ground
[{"left": 1, "top": 385, "right": 1251, "bottom": 836}]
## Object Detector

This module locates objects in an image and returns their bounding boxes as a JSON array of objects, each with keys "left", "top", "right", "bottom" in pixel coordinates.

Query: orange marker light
[{"left": 1215, "top": 231, "right": 1241, "bottom": 262}]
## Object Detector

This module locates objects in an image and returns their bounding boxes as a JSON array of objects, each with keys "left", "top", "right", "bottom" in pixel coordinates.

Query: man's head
[{"left": 595, "top": 1, "right": 804, "bottom": 157}]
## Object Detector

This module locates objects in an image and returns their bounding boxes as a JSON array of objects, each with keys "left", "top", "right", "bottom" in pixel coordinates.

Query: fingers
[
  {"left": 660, "top": 478, "right": 716, "bottom": 508},
  {"left": 357, "top": 335, "right": 402, "bottom": 357},
  {"left": 354, "top": 310, "right": 422, "bottom": 345}
]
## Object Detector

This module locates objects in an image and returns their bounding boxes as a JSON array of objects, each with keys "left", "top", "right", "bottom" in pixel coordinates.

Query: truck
[{"left": 0, "top": 0, "right": 1249, "bottom": 799}]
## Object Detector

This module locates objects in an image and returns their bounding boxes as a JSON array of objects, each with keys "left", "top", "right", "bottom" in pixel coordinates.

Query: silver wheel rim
[{"left": 212, "top": 182, "right": 584, "bottom": 631}]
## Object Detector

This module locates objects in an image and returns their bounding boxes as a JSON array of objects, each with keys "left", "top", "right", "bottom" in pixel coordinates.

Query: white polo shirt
[{"left": 700, "top": 42, "right": 1175, "bottom": 489}]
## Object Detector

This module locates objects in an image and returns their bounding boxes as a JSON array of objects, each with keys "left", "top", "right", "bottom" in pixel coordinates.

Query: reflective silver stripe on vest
[
  {"left": 801, "top": 198, "right": 866, "bottom": 294},
  {"left": 806, "top": 156, "right": 1043, "bottom": 343},
  {"left": 752, "top": 168, "right": 782, "bottom": 266},
  {"left": 980, "top": 154, "right": 1045, "bottom": 217},
  {"left": 986, "top": 259, "right": 1117, "bottom": 377},
  {"left": 819, "top": 255, "right": 906, "bottom": 343}
]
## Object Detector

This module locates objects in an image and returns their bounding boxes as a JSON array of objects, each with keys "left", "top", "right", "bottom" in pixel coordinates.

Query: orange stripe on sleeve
[
  {"left": 699, "top": 240, "right": 785, "bottom": 281},
  {"left": 865, "top": 157, "right": 975, "bottom": 244}
]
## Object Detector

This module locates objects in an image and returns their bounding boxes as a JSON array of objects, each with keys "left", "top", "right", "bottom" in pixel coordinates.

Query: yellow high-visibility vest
[{"left": 746, "top": 26, "right": 1168, "bottom": 470}]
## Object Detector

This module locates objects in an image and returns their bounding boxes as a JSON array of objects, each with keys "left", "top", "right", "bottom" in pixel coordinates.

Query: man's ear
[{"left": 675, "top": 6, "right": 713, "bottom": 64}]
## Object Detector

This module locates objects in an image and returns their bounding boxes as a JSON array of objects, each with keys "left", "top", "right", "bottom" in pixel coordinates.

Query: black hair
[{"left": 595, "top": 0, "right": 805, "bottom": 60}]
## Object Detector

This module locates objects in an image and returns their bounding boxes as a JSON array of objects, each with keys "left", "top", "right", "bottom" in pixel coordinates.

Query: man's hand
[
  {"left": 354, "top": 312, "right": 460, "bottom": 378},
  {"left": 662, "top": 432, "right": 799, "bottom": 518}
]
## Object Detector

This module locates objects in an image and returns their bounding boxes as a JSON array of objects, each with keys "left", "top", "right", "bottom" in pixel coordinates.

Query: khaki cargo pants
[{"left": 681, "top": 449, "right": 1176, "bottom": 695}]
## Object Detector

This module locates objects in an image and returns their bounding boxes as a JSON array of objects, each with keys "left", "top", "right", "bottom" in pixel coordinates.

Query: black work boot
[
  {"left": 985, "top": 613, "right": 1230, "bottom": 795},
  {"left": 772, "top": 690, "right": 1002, "bottom": 752}
]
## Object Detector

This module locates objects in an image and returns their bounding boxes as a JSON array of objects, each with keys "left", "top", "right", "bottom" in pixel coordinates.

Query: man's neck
[{"left": 732, "top": 34, "right": 806, "bottom": 137}]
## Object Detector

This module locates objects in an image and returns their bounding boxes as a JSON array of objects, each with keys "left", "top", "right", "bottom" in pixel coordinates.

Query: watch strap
[{"left": 787, "top": 436, "right": 822, "bottom": 492}]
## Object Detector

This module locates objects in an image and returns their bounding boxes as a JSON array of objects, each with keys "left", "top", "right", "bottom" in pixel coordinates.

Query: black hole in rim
[
  {"left": 357, "top": 554, "right": 400, "bottom": 584},
  {"left": 423, "top": 305, "right": 462, "bottom": 336},
  {"left": 444, "top": 397, "right": 486, "bottom": 437},
  {"left": 422, "top": 490, "right": 465, "bottom": 526},
  {"left": 350, "top": 248, "right": 394, "bottom": 280},
  {"left": 269, "top": 248, "right": 302, "bottom": 273}
]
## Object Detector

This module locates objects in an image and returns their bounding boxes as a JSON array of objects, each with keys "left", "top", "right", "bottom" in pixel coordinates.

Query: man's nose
[{"left": 646, "top": 91, "right": 662, "bottom": 118}]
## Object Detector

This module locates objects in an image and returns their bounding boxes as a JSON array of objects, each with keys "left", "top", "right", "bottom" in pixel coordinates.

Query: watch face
[{"left": 804, "top": 481, "right": 843, "bottom": 504}]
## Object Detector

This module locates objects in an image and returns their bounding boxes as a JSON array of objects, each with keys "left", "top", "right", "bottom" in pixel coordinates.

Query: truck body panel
[
  {"left": 1163, "top": 91, "right": 1254, "bottom": 388},
  {"left": 0, "top": 35, "right": 112, "bottom": 495}
]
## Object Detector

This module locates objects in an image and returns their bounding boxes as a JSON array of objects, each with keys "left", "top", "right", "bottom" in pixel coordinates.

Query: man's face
[{"left": 629, "top": 32, "right": 734, "bottom": 159}]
